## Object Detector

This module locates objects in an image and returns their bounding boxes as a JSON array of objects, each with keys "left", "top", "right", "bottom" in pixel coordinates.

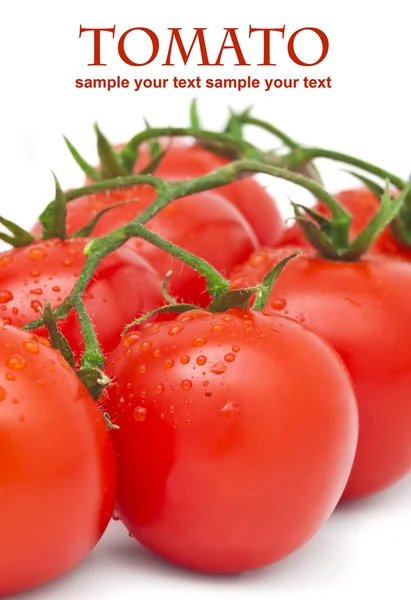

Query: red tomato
[
  {"left": 103, "top": 308, "right": 357, "bottom": 573},
  {"left": 0, "top": 239, "right": 164, "bottom": 357},
  {"left": 35, "top": 186, "right": 259, "bottom": 307},
  {"left": 0, "top": 323, "right": 116, "bottom": 595},
  {"left": 279, "top": 187, "right": 411, "bottom": 258},
  {"left": 231, "top": 247, "right": 411, "bottom": 500},
  {"left": 132, "top": 141, "right": 283, "bottom": 247}
]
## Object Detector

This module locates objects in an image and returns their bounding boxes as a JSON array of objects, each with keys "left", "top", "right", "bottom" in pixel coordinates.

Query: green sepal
[
  {"left": 0, "top": 216, "right": 35, "bottom": 247},
  {"left": 77, "top": 368, "right": 111, "bottom": 401},
  {"left": 123, "top": 303, "right": 199, "bottom": 335},
  {"left": 71, "top": 200, "right": 138, "bottom": 238},
  {"left": 252, "top": 253, "right": 300, "bottom": 310},
  {"left": 208, "top": 288, "right": 256, "bottom": 312},
  {"left": 189, "top": 99, "right": 201, "bottom": 131},
  {"left": 64, "top": 136, "right": 101, "bottom": 181},
  {"left": 343, "top": 170, "right": 385, "bottom": 199},
  {"left": 41, "top": 301, "right": 75, "bottom": 368},
  {"left": 94, "top": 123, "right": 126, "bottom": 179},
  {"left": 39, "top": 173, "right": 67, "bottom": 240}
]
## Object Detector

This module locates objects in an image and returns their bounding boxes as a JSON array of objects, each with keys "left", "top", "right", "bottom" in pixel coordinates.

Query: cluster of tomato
[{"left": 1, "top": 126, "right": 411, "bottom": 596}]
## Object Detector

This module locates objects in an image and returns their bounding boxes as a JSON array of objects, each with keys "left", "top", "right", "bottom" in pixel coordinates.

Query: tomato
[
  {"left": 35, "top": 186, "right": 259, "bottom": 307},
  {"left": 279, "top": 187, "right": 411, "bottom": 259},
  {"left": 0, "top": 323, "right": 116, "bottom": 595},
  {"left": 231, "top": 247, "right": 411, "bottom": 500},
  {"left": 103, "top": 308, "right": 358, "bottom": 573},
  {"left": 0, "top": 239, "right": 164, "bottom": 357},
  {"left": 132, "top": 140, "right": 283, "bottom": 247}
]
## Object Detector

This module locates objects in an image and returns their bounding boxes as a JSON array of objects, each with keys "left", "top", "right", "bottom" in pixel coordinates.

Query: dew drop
[
  {"left": 30, "top": 288, "right": 43, "bottom": 296},
  {"left": 5, "top": 372, "right": 16, "bottom": 381},
  {"left": 196, "top": 355, "right": 207, "bottom": 366},
  {"left": 211, "top": 324, "right": 225, "bottom": 333},
  {"left": 221, "top": 314, "right": 233, "bottom": 323},
  {"left": 271, "top": 298, "right": 286, "bottom": 310},
  {"left": 23, "top": 340, "right": 40, "bottom": 354},
  {"left": 154, "top": 384, "right": 164, "bottom": 395},
  {"left": 205, "top": 390, "right": 212, "bottom": 397},
  {"left": 169, "top": 406, "right": 176, "bottom": 414},
  {"left": 151, "top": 323, "right": 161, "bottom": 334},
  {"left": 28, "top": 247, "right": 47, "bottom": 260},
  {"left": 30, "top": 300, "right": 42, "bottom": 313},
  {"left": 192, "top": 335, "right": 207, "bottom": 347},
  {"left": 133, "top": 406, "right": 147, "bottom": 422},
  {"left": 122, "top": 332, "right": 140, "bottom": 346},
  {"left": 232, "top": 345, "right": 241, "bottom": 353},
  {"left": 152, "top": 348, "right": 162, "bottom": 358},
  {"left": 0, "top": 290, "right": 13, "bottom": 304},
  {"left": 63, "top": 258, "right": 74, "bottom": 267},
  {"left": 210, "top": 362, "right": 227, "bottom": 375},
  {"left": 168, "top": 323, "right": 184, "bottom": 335},
  {"left": 128, "top": 532, "right": 134, "bottom": 539},
  {"left": 164, "top": 358, "right": 174, "bottom": 369},
  {"left": 180, "top": 355, "right": 190, "bottom": 364},
  {"left": 249, "top": 251, "right": 267, "bottom": 267},
  {"left": 7, "top": 355, "right": 26, "bottom": 370},
  {"left": 0, "top": 255, "right": 12, "bottom": 267},
  {"left": 185, "top": 419, "right": 192, "bottom": 427},
  {"left": 220, "top": 402, "right": 241, "bottom": 418},
  {"left": 112, "top": 513, "right": 121, "bottom": 521},
  {"left": 138, "top": 364, "right": 147, "bottom": 374},
  {"left": 224, "top": 353, "right": 236, "bottom": 363},
  {"left": 140, "top": 390, "right": 147, "bottom": 399},
  {"left": 187, "top": 399, "right": 193, "bottom": 407},
  {"left": 0, "top": 386, "right": 6, "bottom": 402},
  {"left": 181, "top": 379, "right": 192, "bottom": 391},
  {"left": 12, "top": 307, "right": 19, "bottom": 315},
  {"left": 140, "top": 341, "right": 152, "bottom": 352},
  {"left": 52, "top": 285, "right": 61, "bottom": 292}
]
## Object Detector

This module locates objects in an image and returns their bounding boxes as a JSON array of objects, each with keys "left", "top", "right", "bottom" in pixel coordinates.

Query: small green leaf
[
  {"left": 42, "top": 301, "right": 75, "bottom": 368},
  {"left": 208, "top": 287, "right": 256, "bottom": 313},
  {"left": 138, "top": 145, "right": 168, "bottom": 175},
  {"left": 78, "top": 368, "right": 111, "bottom": 401},
  {"left": 343, "top": 169, "right": 385, "bottom": 200},
  {"left": 39, "top": 173, "right": 67, "bottom": 240},
  {"left": 71, "top": 200, "right": 138, "bottom": 238},
  {"left": 225, "top": 108, "right": 244, "bottom": 140},
  {"left": 123, "top": 303, "right": 199, "bottom": 335},
  {"left": 64, "top": 136, "right": 101, "bottom": 181},
  {"left": 0, "top": 216, "right": 34, "bottom": 247},
  {"left": 189, "top": 99, "right": 201, "bottom": 131},
  {"left": 94, "top": 123, "right": 125, "bottom": 179},
  {"left": 252, "top": 253, "right": 300, "bottom": 310}
]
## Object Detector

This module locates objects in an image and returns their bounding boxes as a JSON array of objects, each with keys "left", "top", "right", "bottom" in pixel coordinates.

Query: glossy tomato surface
[
  {"left": 39, "top": 186, "right": 259, "bottom": 307},
  {"left": 103, "top": 308, "right": 358, "bottom": 573},
  {"left": 0, "top": 238, "right": 164, "bottom": 357},
  {"left": 231, "top": 247, "right": 411, "bottom": 500},
  {"left": 132, "top": 141, "right": 283, "bottom": 246},
  {"left": 279, "top": 187, "right": 411, "bottom": 259},
  {"left": 0, "top": 324, "right": 116, "bottom": 595}
]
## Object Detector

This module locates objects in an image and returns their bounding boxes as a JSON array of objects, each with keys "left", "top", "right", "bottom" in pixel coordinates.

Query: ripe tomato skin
[
  {"left": 103, "top": 308, "right": 358, "bottom": 573},
  {"left": 279, "top": 187, "right": 411, "bottom": 259},
  {"left": 0, "top": 238, "right": 164, "bottom": 357},
  {"left": 37, "top": 187, "right": 259, "bottom": 307},
  {"left": 0, "top": 324, "right": 116, "bottom": 595},
  {"left": 132, "top": 141, "right": 283, "bottom": 247},
  {"left": 231, "top": 247, "right": 411, "bottom": 500}
]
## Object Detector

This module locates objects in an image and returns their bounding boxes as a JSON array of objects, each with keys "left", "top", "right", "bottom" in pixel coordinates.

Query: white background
[{"left": 1, "top": 1, "right": 411, "bottom": 598}]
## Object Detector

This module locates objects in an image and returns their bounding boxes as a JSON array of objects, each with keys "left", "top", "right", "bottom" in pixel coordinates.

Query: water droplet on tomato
[
  {"left": 154, "top": 384, "right": 164, "bottom": 395},
  {"left": 249, "top": 251, "right": 267, "bottom": 266},
  {"left": 23, "top": 340, "right": 40, "bottom": 354},
  {"left": 232, "top": 345, "right": 241, "bottom": 353},
  {"left": 63, "top": 258, "right": 74, "bottom": 267},
  {"left": 224, "top": 353, "right": 236, "bottom": 363},
  {"left": 138, "top": 364, "right": 147, "bottom": 374},
  {"left": 220, "top": 402, "right": 241, "bottom": 418},
  {"left": 152, "top": 348, "right": 162, "bottom": 358},
  {"left": 28, "top": 247, "right": 47, "bottom": 260},
  {"left": 205, "top": 390, "right": 212, "bottom": 397},
  {"left": 30, "top": 300, "right": 42, "bottom": 313},
  {"left": 180, "top": 355, "right": 190, "bottom": 364},
  {"left": 122, "top": 332, "right": 140, "bottom": 346},
  {"left": 0, "top": 386, "right": 6, "bottom": 401},
  {"left": 128, "top": 532, "right": 134, "bottom": 538},
  {"left": 0, "top": 255, "right": 12, "bottom": 267},
  {"left": 211, "top": 324, "right": 225, "bottom": 333},
  {"left": 191, "top": 335, "right": 207, "bottom": 347},
  {"left": 133, "top": 406, "right": 147, "bottom": 422},
  {"left": 181, "top": 380, "right": 192, "bottom": 391},
  {"left": 168, "top": 324, "right": 184, "bottom": 335},
  {"left": 185, "top": 419, "right": 192, "bottom": 427},
  {"left": 0, "top": 290, "right": 13, "bottom": 303},
  {"left": 271, "top": 298, "right": 286, "bottom": 310},
  {"left": 5, "top": 372, "right": 16, "bottom": 381},
  {"left": 52, "top": 285, "right": 61, "bottom": 292},
  {"left": 187, "top": 400, "right": 193, "bottom": 407},
  {"left": 140, "top": 341, "right": 152, "bottom": 352},
  {"left": 112, "top": 512, "right": 121, "bottom": 521},
  {"left": 12, "top": 307, "right": 19, "bottom": 315},
  {"left": 30, "top": 288, "right": 43, "bottom": 296},
  {"left": 7, "top": 355, "right": 26, "bottom": 370},
  {"left": 196, "top": 355, "right": 207, "bottom": 366},
  {"left": 164, "top": 358, "right": 174, "bottom": 369},
  {"left": 210, "top": 362, "right": 227, "bottom": 375},
  {"left": 169, "top": 405, "right": 176, "bottom": 414}
]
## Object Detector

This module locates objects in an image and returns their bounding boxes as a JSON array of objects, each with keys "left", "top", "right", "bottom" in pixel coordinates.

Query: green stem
[
  {"left": 239, "top": 115, "right": 300, "bottom": 150},
  {"left": 284, "top": 147, "right": 405, "bottom": 190},
  {"left": 133, "top": 225, "right": 229, "bottom": 297}
]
